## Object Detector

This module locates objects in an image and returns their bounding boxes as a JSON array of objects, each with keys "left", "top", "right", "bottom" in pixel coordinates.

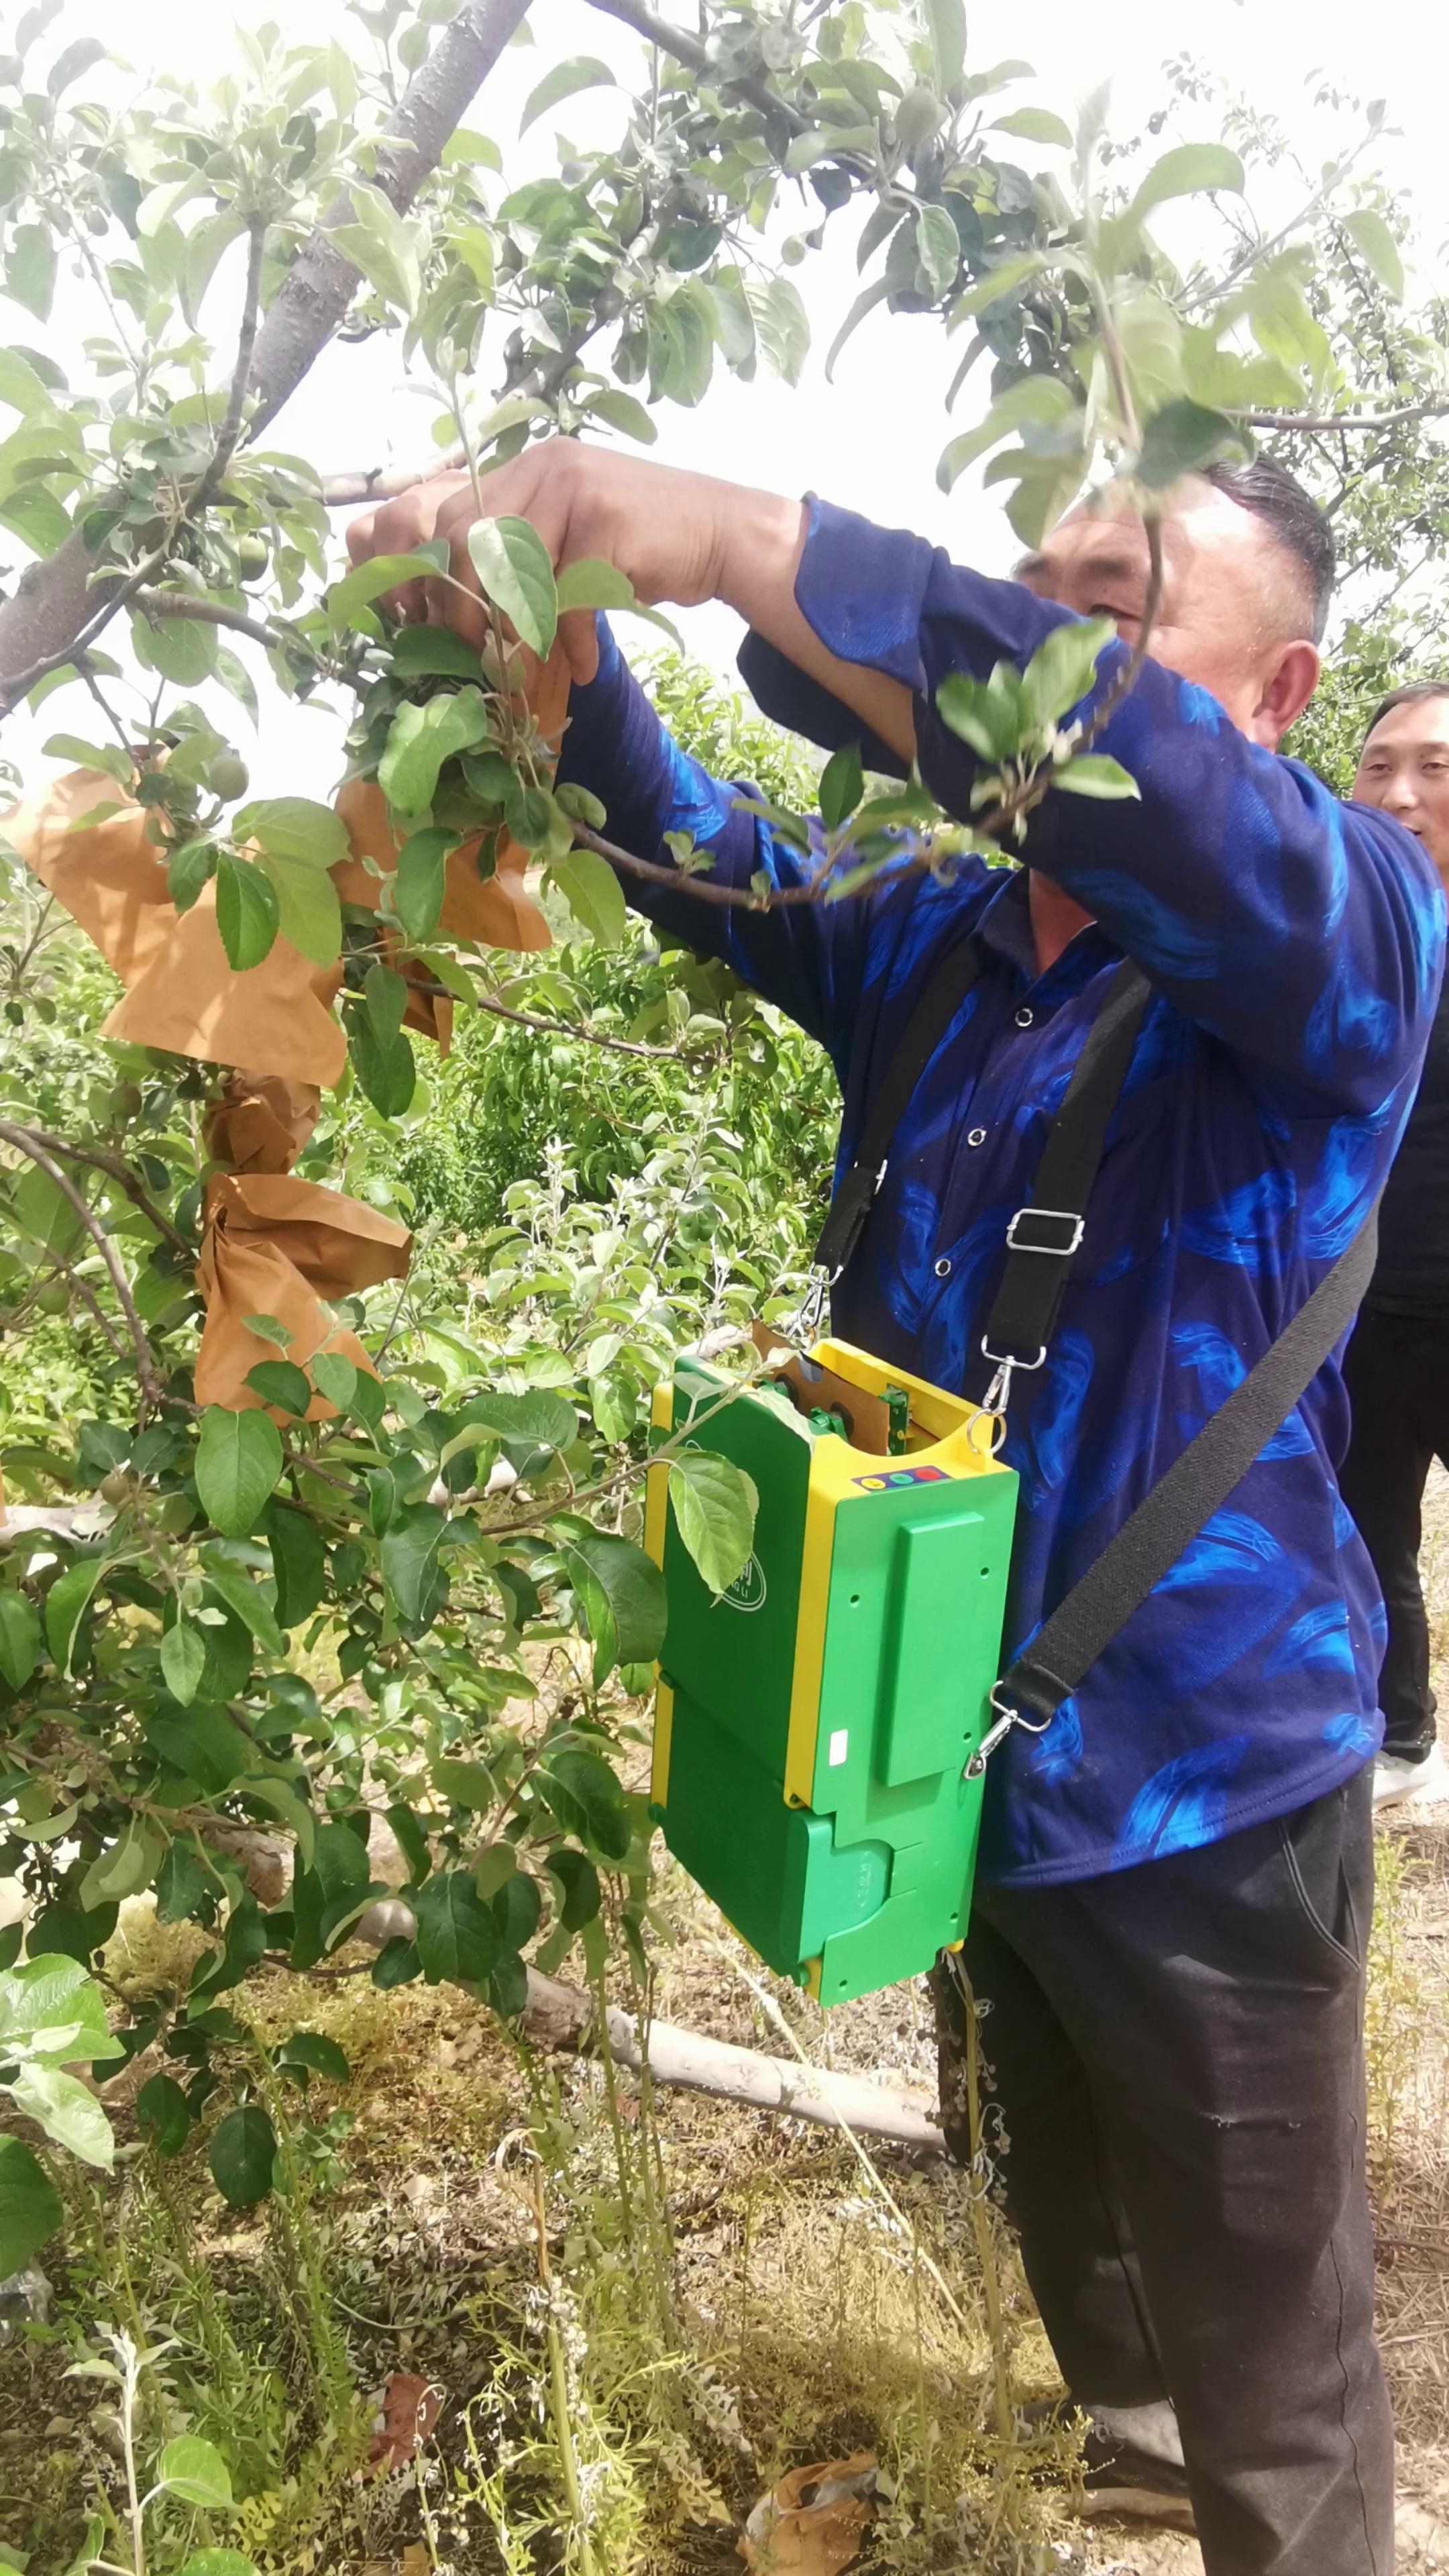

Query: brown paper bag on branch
[
  {"left": 203, "top": 1072, "right": 321, "bottom": 1175},
  {"left": 7, "top": 769, "right": 347, "bottom": 1087},
  {"left": 194, "top": 1172, "right": 409, "bottom": 1417}
]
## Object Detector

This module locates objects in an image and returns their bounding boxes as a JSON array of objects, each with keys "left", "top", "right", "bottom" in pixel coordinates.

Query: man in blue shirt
[{"left": 350, "top": 443, "right": 1443, "bottom": 2575}]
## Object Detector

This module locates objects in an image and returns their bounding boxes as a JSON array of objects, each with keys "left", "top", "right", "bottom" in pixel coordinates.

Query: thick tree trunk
[{"left": 0, "top": 0, "right": 532, "bottom": 706}]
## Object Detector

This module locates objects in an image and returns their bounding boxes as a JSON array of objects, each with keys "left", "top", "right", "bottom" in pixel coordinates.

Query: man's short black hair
[
  {"left": 1203, "top": 454, "right": 1336, "bottom": 646},
  {"left": 1362, "top": 680, "right": 1449, "bottom": 749}
]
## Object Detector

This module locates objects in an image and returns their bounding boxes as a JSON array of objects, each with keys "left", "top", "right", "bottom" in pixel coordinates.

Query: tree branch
[
  {"left": 583, "top": 0, "right": 805, "bottom": 131},
  {"left": 20, "top": 1129, "right": 193, "bottom": 1260},
  {"left": 134, "top": 590, "right": 281, "bottom": 651},
  {"left": 413, "top": 977, "right": 687, "bottom": 1059},
  {"left": 0, "top": 1119, "right": 164, "bottom": 1411},
  {"left": 321, "top": 455, "right": 461, "bottom": 506},
  {"left": 1236, "top": 397, "right": 1449, "bottom": 435}
]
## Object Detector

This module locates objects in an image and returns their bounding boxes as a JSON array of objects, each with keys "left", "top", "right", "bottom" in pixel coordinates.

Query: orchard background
[{"left": 0, "top": 1, "right": 1446, "bottom": 2569}]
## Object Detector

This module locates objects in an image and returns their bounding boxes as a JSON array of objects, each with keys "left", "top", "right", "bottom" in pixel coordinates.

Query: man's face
[
  {"left": 1014, "top": 481, "right": 1319, "bottom": 747},
  {"left": 1353, "top": 698, "right": 1449, "bottom": 885}
]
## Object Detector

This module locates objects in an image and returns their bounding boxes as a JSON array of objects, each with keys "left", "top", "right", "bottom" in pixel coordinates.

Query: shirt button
[
  {"left": 967, "top": 1126, "right": 987, "bottom": 1147},
  {"left": 934, "top": 1256, "right": 953, "bottom": 1279},
  {"left": 1014, "top": 1006, "right": 1034, "bottom": 1028}
]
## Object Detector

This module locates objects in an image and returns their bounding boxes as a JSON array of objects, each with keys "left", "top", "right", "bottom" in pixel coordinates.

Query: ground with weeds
[{"left": 5, "top": 1490, "right": 1449, "bottom": 2576}]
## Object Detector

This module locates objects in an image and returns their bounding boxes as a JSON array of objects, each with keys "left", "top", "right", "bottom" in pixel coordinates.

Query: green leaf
[
  {"left": 0, "top": 2136, "right": 64, "bottom": 2273},
  {"left": 349, "top": 1013, "right": 417, "bottom": 1118},
  {"left": 245, "top": 1359, "right": 312, "bottom": 1417},
  {"left": 382, "top": 1503, "right": 447, "bottom": 1624},
  {"left": 195, "top": 1407, "right": 283, "bottom": 1538},
  {"left": 209, "top": 2105, "right": 276, "bottom": 2208},
  {"left": 824, "top": 279, "right": 891, "bottom": 384},
  {"left": 176, "top": 2556, "right": 258, "bottom": 2576},
  {"left": 137, "top": 2072, "right": 192, "bottom": 2155},
  {"left": 48, "top": 34, "right": 107, "bottom": 92},
  {"left": 431, "top": 1756, "right": 497, "bottom": 1810},
  {"left": 521, "top": 54, "right": 615, "bottom": 131},
  {"left": 1136, "top": 398, "right": 1250, "bottom": 489},
  {"left": 276, "top": 2029, "right": 350, "bottom": 2084},
  {"left": 537, "top": 1748, "right": 631, "bottom": 1862},
  {"left": 1131, "top": 142, "right": 1244, "bottom": 223},
  {"left": 78, "top": 1820, "right": 160, "bottom": 1911},
  {"left": 254, "top": 851, "right": 341, "bottom": 971},
  {"left": 133, "top": 612, "right": 217, "bottom": 685},
  {"left": 235, "top": 802, "right": 346, "bottom": 958},
  {"left": 215, "top": 853, "right": 280, "bottom": 971},
  {"left": 1053, "top": 754, "right": 1141, "bottom": 799},
  {"left": 937, "top": 376, "right": 1076, "bottom": 492},
  {"left": 584, "top": 387, "right": 657, "bottom": 445},
  {"left": 547, "top": 1847, "right": 600, "bottom": 1932},
  {"left": 160, "top": 1619, "right": 207, "bottom": 1708},
  {"left": 667, "top": 1452, "right": 759, "bottom": 1595},
  {"left": 453, "top": 1389, "right": 577, "bottom": 1452},
  {"left": 44, "top": 1555, "right": 105, "bottom": 1678},
  {"left": 262, "top": 1501, "right": 326, "bottom": 1631},
  {"left": 924, "top": 0, "right": 967, "bottom": 95},
  {"left": 0, "top": 1592, "right": 40, "bottom": 1691},
  {"left": 935, "top": 670, "right": 1022, "bottom": 763},
  {"left": 1342, "top": 207, "right": 1404, "bottom": 302},
  {"left": 157, "top": 2434, "right": 233, "bottom": 2509},
  {"left": 746, "top": 277, "right": 810, "bottom": 387},
  {"left": 378, "top": 690, "right": 491, "bottom": 817},
  {"left": 466, "top": 516, "right": 557, "bottom": 658},
  {"left": 388, "top": 625, "right": 484, "bottom": 680},
  {"left": 413, "top": 1870, "right": 500, "bottom": 1984},
  {"left": 819, "top": 741, "right": 864, "bottom": 833},
  {"left": 168, "top": 838, "right": 219, "bottom": 913},
  {"left": 0, "top": 1955, "right": 121, "bottom": 2061},
  {"left": 394, "top": 826, "right": 453, "bottom": 942},
  {"left": 1020, "top": 614, "right": 1116, "bottom": 730},
  {"left": 331, "top": 182, "right": 420, "bottom": 316},
  {"left": 0, "top": 348, "right": 55, "bottom": 415},
  {"left": 989, "top": 106, "right": 1071, "bottom": 146},
  {"left": 561, "top": 1532, "right": 665, "bottom": 1686},
  {"left": 197, "top": 1554, "right": 284, "bottom": 1656},
  {"left": 914, "top": 202, "right": 960, "bottom": 299},
  {"left": 8, "top": 2064, "right": 113, "bottom": 2169},
  {"left": 553, "top": 557, "right": 638, "bottom": 616},
  {"left": 311, "top": 1350, "right": 359, "bottom": 1413},
  {"left": 326, "top": 551, "right": 446, "bottom": 628},
  {"left": 549, "top": 849, "right": 626, "bottom": 946},
  {"left": 7, "top": 225, "right": 56, "bottom": 321}
]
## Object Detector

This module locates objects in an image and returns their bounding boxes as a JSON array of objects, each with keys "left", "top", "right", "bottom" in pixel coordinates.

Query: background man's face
[
  {"left": 1354, "top": 699, "right": 1449, "bottom": 884},
  {"left": 1015, "top": 481, "right": 1316, "bottom": 745}
]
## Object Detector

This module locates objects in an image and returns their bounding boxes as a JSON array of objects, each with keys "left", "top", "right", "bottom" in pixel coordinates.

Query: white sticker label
[{"left": 827, "top": 1729, "right": 849, "bottom": 1768}]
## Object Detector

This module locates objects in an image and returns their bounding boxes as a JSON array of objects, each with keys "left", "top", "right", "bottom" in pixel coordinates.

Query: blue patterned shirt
[{"left": 557, "top": 498, "right": 1446, "bottom": 1886}]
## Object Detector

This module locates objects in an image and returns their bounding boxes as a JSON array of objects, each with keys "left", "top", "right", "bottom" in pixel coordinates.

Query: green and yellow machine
[{"left": 644, "top": 1338, "right": 1017, "bottom": 2006}]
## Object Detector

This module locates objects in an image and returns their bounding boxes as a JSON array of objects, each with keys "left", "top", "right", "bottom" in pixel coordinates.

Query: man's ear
[{"left": 1252, "top": 640, "right": 1321, "bottom": 750}]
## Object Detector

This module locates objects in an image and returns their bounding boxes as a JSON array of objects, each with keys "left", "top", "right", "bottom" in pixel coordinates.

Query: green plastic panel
[{"left": 652, "top": 1362, "right": 1019, "bottom": 2005}]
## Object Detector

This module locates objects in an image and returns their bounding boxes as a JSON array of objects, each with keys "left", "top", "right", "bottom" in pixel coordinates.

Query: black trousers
[
  {"left": 1339, "top": 1303, "right": 1449, "bottom": 1763},
  {"left": 935, "top": 1772, "right": 1392, "bottom": 2576}
]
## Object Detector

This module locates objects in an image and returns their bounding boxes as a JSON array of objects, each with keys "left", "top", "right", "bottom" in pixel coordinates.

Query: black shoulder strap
[
  {"left": 812, "top": 936, "right": 983, "bottom": 1285},
  {"left": 981, "top": 1210, "right": 1379, "bottom": 1762},
  {"left": 980, "top": 964, "right": 1152, "bottom": 1373}
]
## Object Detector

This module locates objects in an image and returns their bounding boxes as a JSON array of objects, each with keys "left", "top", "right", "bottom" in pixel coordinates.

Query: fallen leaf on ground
[
  {"left": 368, "top": 2370, "right": 445, "bottom": 2474},
  {"left": 739, "top": 2451, "right": 882, "bottom": 2573}
]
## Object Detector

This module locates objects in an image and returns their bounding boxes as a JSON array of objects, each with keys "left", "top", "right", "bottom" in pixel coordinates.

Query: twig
[
  {"left": 412, "top": 977, "right": 686, "bottom": 1059},
  {"left": 21, "top": 1128, "right": 192, "bottom": 1258},
  {"left": 133, "top": 590, "right": 280, "bottom": 652},
  {"left": 584, "top": 0, "right": 805, "bottom": 131},
  {"left": 0, "top": 1118, "right": 164, "bottom": 1412},
  {"left": 1236, "top": 397, "right": 1449, "bottom": 434},
  {"left": 321, "top": 451, "right": 463, "bottom": 506},
  {"left": 191, "top": 216, "right": 268, "bottom": 513}
]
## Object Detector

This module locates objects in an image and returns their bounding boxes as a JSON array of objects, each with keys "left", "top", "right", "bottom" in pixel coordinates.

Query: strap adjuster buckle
[{"left": 1005, "top": 1205, "right": 1085, "bottom": 1256}]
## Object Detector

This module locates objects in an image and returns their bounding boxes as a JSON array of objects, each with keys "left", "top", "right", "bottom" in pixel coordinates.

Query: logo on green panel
[{"left": 721, "top": 1555, "right": 768, "bottom": 1613}]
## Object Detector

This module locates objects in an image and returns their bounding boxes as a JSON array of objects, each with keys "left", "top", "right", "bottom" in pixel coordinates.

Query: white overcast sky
[{"left": 6, "top": 0, "right": 1448, "bottom": 790}]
